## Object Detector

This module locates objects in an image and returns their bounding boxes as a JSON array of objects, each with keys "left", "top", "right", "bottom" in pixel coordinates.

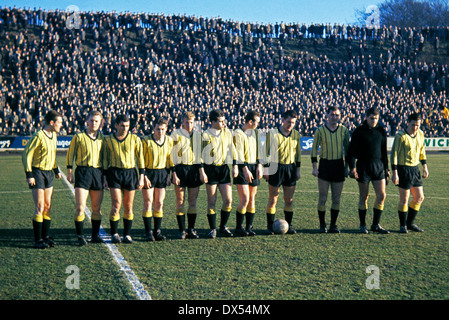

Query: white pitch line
[{"left": 60, "top": 172, "right": 152, "bottom": 301}]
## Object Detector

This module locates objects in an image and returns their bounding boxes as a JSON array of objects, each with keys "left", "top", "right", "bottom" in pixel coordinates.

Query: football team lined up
[{"left": 22, "top": 107, "right": 428, "bottom": 248}]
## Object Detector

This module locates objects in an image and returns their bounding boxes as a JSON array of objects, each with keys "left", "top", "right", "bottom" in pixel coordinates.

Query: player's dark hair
[
  {"left": 282, "top": 110, "right": 297, "bottom": 119},
  {"left": 44, "top": 110, "right": 62, "bottom": 125},
  {"left": 209, "top": 109, "right": 225, "bottom": 122},
  {"left": 327, "top": 106, "right": 340, "bottom": 114},
  {"left": 155, "top": 116, "right": 169, "bottom": 126},
  {"left": 408, "top": 113, "right": 422, "bottom": 121},
  {"left": 244, "top": 110, "right": 261, "bottom": 123},
  {"left": 114, "top": 114, "right": 130, "bottom": 125},
  {"left": 366, "top": 107, "right": 380, "bottom": 117}
]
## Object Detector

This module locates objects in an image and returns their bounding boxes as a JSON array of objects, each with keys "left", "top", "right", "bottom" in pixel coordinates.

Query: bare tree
[{"left": 355, "top": 0, "right": 449, "bottom": 28}]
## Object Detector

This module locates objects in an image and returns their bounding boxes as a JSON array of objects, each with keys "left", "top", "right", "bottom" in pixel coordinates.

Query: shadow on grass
[{"left": 1, "top": 225, "right": 403, "bottom": 248}]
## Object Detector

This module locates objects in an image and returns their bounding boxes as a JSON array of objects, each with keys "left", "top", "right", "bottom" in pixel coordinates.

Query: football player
[
  {"left": 66, "top": 110, "right": 105, "bottom": 245},
  {"left": 171, "top": 112, "right": 206, "bottom": 239},
  {"left": 141, "top": 117, "right": 174, "bottom": 241},
  {"left": 311, "top": 106, "right": 350, "bottom": 233},
  {"left": 23, "top": 110, "right": 63, "bottom": 249},
  {"left": 102, "top": 114, "right": 145, "bottom": 243},
  {"left": 391, "top": 113, "right": 429, "bottom": 233},
  {"left": 201, "top": 109, "right": 238, "bottom": 238},
  {"left": 263, "top": 110, "right": 301, "bottom": 235},
  {"left": 233, "top": 110, "right": 263, "bottom": 236}
]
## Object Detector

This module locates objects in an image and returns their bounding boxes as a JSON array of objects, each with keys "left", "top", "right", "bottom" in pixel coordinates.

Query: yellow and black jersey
[
  {"left": 391, "top": 129, "right": 427, "bottom": 169},
  {"left": 66, "top": 130, "right": 104, "bottom": 169},
  {"left": 265, "top": 128, "right": 301, "bottom": 166},
  {"left": 141, "top": 134, "right": 174, "bottom": 170},
  {"left": 233, "top": 128, "right": 260, "bottom": 165},
  {"left": 102, "top": 133, "right": 145, "bottom": 172},
  {"left": 311, "top": 124, "right": 349, "bottom": 163},
  {"left": 202, "top": 128, "right": 236, "bottom": 166},
  {"left": 22, "top": 130, "right": 58, "bottom": 177},
  {"left": 170, "top": 128, "right": 202, "bottom": 165}
]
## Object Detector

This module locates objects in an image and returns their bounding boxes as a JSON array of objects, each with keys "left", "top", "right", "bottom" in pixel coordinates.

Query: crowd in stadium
[{"left": 0, "top": 6, "right": 448, "bottom": 137}]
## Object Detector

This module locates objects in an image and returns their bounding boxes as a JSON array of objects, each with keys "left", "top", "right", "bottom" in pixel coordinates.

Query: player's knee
[
  {"left": 111, "top": 200, "right": 121, "bottom": 212},
  {"left": 154, "top": 201, "right": 164, "bottom": 212},
  {"left": 75, "top": 204, "right": 86, "bottom": 216},
  {"left": 222, "top": 196, "right": 232, "bottom": 208},
  {"left": 267, "top": 197, "right": 277, "bottom": 208},
  {"left": 284, "top": 197, "right": 293, "bottom": 207},
  {"left": 377, "top": 193, "right": 386, "bottom": 204},
  {"left": 91, "top": 203, "right": 101, "bottom": 214},
  {"left": 414, "top": 195, "right": 424, "bottom": 204}
]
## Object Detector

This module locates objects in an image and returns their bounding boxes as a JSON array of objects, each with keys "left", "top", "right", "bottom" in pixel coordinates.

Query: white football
[{"left": 272, "top": 219, "right": 289, "bottom": 234}]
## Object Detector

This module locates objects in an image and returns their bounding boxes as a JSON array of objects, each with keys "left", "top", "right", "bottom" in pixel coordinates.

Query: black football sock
[
  {"left": 372, "top": 208, "right": 382, "bottom": 226},
  {"left": 153, "top": 217, "right": 162, "bottom": 232},
  {"left": 177, "top": 214, "right": 186, "bottom": 232},
  {"left": 359, "top": 209, "right": 367, "bottom": 226},
  {"left": 284, "top": 210, "right": 293, "bottom": 225},
  {"left": 330, "top": 209, "right": 339, "bottom": 226},
  {"left": 32, "top": 220, "right": 43, "bottom": 242},
  {"left": 406, "top": 208, "right": 418, "bottom": 227},
  {"left": 187, "top": 213, "right": 197, "bottom": 230},
  {"left": 123, "top": 218, "right": 133, "bottom": 236},
  {"left": 398, "top": 211, "right": 407, "bottom": 226},
  {"left": 318, "top": 210, "right": 326, "bottom": 225},
  {"left": 236, "top": 210, "right": 245, "bottom": 229},
  {"left": 143, "top": 217, "right": 152, "bottom": 234},
  {"left": 246, "top": 212, "right": 255, "bottom": 229},
  {"left": 266, "top": 213, "right": 275, "bottom": 229},
  {"left": 207, "top": 213, "right": 216, "bottom": 229},
  {"left": 42, "top": 219, "right": 51, "bottom": 239},
  {"left": 220, "top": 210, "right": 231, "bottom": 229},
  {"left": 110, "top": 219, "right": 119, "bottom": 235},
  {"left": 91, "top": 219, "right": 101, "bottom": 236},
  {"left": 75, "top": 220, "right": 84, "bottom": 236}
]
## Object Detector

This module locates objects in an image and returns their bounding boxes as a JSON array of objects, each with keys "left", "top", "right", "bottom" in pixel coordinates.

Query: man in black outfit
[{"left": 347, "top": 107, "right": 390, "bottom": 234}]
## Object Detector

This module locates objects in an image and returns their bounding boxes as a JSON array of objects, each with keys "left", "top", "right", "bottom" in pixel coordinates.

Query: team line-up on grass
[{"left": 22, "top": 106, "right": 429, "bottom": 248}]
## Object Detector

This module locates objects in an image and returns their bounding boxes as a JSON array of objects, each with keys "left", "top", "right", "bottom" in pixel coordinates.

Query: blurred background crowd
[{"left": 0, "top": 6, "right": 448, "bottom": 137}]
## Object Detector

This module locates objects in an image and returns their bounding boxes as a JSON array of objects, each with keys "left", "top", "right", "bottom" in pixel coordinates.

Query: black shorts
[
  {"left": 267, "top": 163, "right": 297, "bottom": 187},
  {"left": 174, "top": 164, "right": 203, "bottom": 188},
  {"left": 318, "top": 159, "right": 345, "bottom": 183},
  {"left": 356, "top": 160, "right": 386, "bottom": 184},
  {"left": 106, "top": 167, "right": 139, "bottom": 191},
  {"left": 233, "top": 164, "right": 260, "bottom": 186},
  {"left": 145, "top": 168, "right": 169, "bottom": 189},
  {"left": 75, "top": 166, "right": 103, "bottom": 190},
  {"left": 29, "top": 168, "right": 54, "bottom": 189},
  {"left": 397, "top": 165, "right": 423, "bottom": 190},
  {"left": 204, "top": 164, "right": 231, "bottom": 185}
]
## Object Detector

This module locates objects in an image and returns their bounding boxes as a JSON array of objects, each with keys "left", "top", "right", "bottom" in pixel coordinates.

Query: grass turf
[{"left": 0, "top": 153, "right": 448, "bottom": 300}]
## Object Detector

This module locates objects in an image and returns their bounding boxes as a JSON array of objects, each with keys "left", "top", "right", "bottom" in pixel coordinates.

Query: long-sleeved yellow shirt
[
  {"left": 66, "top": 130, "right": 104, "bottom": 169},
  {"left": 141, "top": 134, "right": 174, "bottom": 170},
  {"left": 311, "top": 124, "right": 349, "bottom": 163},
  {"left": 22, "top": 130, "right": 58, "bottom": 177},
  {"left": 390, "top": 129, "right": 427, "bottom": 169},
  {"left": 265, "top": 128, "right": 301, "bottom": 166},
  {"left": 102, "top": 132, "right": 145, "bottom": 173},
  {"left": 233, "top": 128, "right": 260, "bottom": 165},
  {"left": 170, "top": 128, "right": 202, "bottom": 166},
  {"left": 201, "top": 128, "right": 236, "bottom": 166}
]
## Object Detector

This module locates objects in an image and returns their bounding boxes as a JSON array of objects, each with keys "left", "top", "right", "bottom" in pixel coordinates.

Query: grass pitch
[{"left": 0, "top": 153, "right": 448, "bottom": 300}]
